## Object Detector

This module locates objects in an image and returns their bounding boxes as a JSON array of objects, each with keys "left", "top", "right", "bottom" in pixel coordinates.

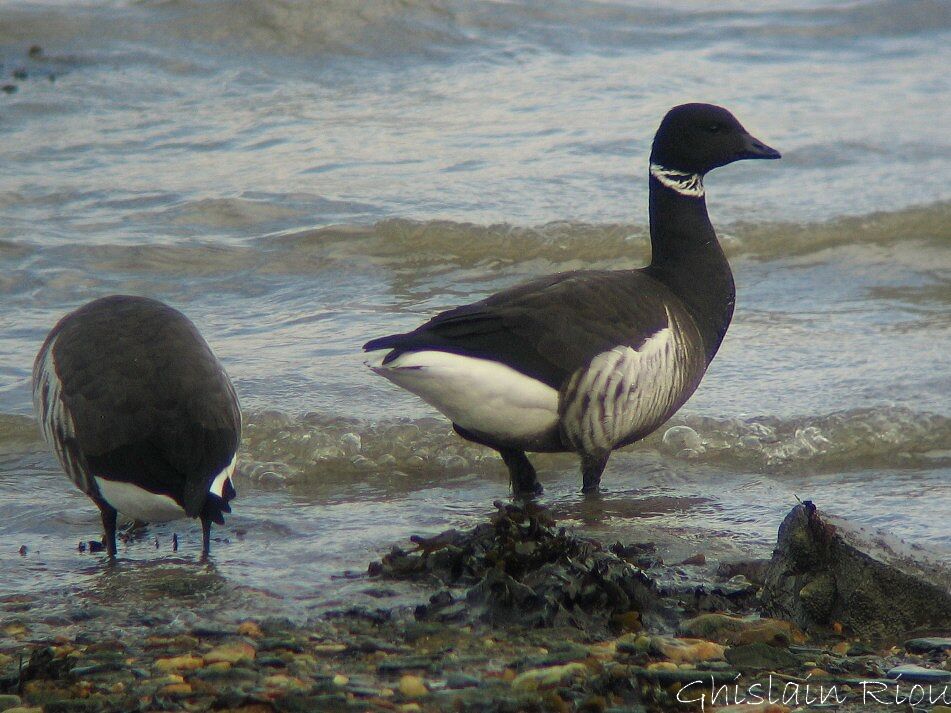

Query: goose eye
[{"left": 708, "top": 124, "right": 722, "bottom": 133}]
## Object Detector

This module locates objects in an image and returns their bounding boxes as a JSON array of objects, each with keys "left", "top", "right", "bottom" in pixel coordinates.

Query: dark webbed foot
[
  {"left": 97, "top": 502, "right": 118, "bottom": 558},
  {"left": 580, "top": 452, "right": 610, "bottom": 494},
  {"left": 498, "top": 447, "right": 543, "bottom": 497}
]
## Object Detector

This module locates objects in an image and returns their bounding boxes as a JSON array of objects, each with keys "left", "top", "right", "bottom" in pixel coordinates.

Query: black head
[{"left": 650, "top": 103, "right": 780, "bottom": 175}]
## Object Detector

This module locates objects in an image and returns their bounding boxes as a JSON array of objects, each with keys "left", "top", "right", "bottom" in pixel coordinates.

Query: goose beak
[{"left": 739, "top": 133, "right": 781, "bottom": 160}]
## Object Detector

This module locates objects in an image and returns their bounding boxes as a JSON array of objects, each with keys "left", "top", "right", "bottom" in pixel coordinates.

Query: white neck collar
[{"left": 649, "top": 163, "right": 704, "bottom": 198}]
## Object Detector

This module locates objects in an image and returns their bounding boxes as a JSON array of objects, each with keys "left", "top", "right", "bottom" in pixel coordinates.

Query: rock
[
  {"left": 717, "top": 559, "right": 771, "bottom": 586},
  {"left": 905, "top": 637, "right": 951, "bottom": 653},
  {"left": 263, "top": 674, "right": 307, "bottom": 689},
  {"left": 645, "top": 661, "right": 679, "bottom": 672},
  {"left": 237, "top": 621, "right": 264, "bottom": 638},
  {"left": 885, "top": 664, "right": 951, "bottom": 683},
  {"left": 679, "top": 553, "right": 706, "bottom": 566},
  {"left": 724, "top": 643, "right": 799, "bottom": 670},
  {"left": 204, "top": 642, "right": 256, "bottom": 664},
  {"left": 158, "top": 682, "right": 193, "bottom": 695},
  {"left": 154, "top": 654, "right": 204, "bottom": 672},
  {"left": 711, "top": 705, "right": 790, "bottom": 713},
  {"left": 511, "top": 663, "right": 588, "bottom": 691},
  {"left": 630, "top": 666, "right": 740, "bottom": 685},
  {"left": 146, "top": 633, "right": 198, "bottom": 648},
  {"left": 0, "top": 696, "right": 22, "bottom": 711},
  {"left": 679, "top": 614, "right": 804, "bottom": 647},
  {"left": 445, "top": 672, "right": 481, "bottom": 688},
  {"left": 2, "top": 708, "right": 42, "bottom": 713},
  {"left": 649, "top": 636, "right": 725, "bottom": 663},
  {"left": 616, "top": 634, "right": 651, "bottom": 655},
  {"left": 761, "top": 504, "right": 951, "bottom": 638},
  {"left": 397, "top": 674, "right": 429, "bottom": 698}
]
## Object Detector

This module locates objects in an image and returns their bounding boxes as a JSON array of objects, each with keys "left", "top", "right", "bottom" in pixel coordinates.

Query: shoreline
[{"left": 2, "top": 503, "right": 949, "bottom": 713}]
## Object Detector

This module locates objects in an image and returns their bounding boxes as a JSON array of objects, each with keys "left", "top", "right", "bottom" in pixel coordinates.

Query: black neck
[{"left": 646, "top": 175, "right": 735, "bottom": 360}]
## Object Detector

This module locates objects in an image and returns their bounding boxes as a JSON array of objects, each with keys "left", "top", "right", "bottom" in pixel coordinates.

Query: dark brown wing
[{"left": 364, "top": 269, "right": 686, "bottom": 390}]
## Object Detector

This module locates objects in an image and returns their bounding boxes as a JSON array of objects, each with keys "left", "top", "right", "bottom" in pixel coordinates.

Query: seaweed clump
[{"left": 368, "top": 501, "right": 659, "bottom": 635}]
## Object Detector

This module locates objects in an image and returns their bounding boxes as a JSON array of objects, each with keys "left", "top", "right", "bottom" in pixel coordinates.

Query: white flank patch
[
  {"left": 32, "top": 336, "right": 90, "bottom": 493},
  {"left": 94, "top": 477, "right": 186, "bottom": 523},
  {"left": 371, "top": 351, "right": 559, "bottom": 445},
  {"left": 209, "top": 453, "right": 237, "bottom": 498},
  {"left": 561, "top": 307, "right": 690, "bottom": 454},
  {"left": 649, "top": 162, "right": 704, "bottom": 198}
]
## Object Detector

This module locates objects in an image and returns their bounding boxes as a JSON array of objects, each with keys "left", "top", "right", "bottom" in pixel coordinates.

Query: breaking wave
[
  {"left": 5, "top": 405, "right": 946, "bottom": 486},
  {"left": 2, "top": 202, "right": 947, "bottom": 282},
  {"left": 6, "top": 0, "right": 946, "bottom": 58},
  {"left": 230, "top": 405, "right": 951, "bottom": 488}
]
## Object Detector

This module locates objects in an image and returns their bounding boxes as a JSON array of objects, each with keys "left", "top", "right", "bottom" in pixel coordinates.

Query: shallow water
[{"left": 0, "top": 0, "right": 949, "bottom": 620}]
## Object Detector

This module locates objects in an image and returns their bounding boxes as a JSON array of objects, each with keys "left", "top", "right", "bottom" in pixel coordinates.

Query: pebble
[
  {"left": 724, "top": 643, "right": 799, "bottom": 670},
  {"left": 650, "top": 636, "right": 725, "bottom": 663},
  {"left": 263, "top": 673, "right": 307, "bottom": 689},
  {"left": 446, "top": 672, "right": 481, "bottom": 688},
  {"left": 157, "top": 682, "right": 192, "bottom": 696},
  {"left": 398, "top": 674, "right": 429, "bottom": 698},
  {"left": 616, "top": 633, "right": 651, "bottom": 654},
  {"left": 645, "top": 661, "right": 679, "bottom": 672},
  {"left": 511, "top": 663, "right": 588, "bottom": 691},
  {"left": 204, "top": 641, "right": 256, "bottom": 664},
  {"left": 830, "top": 641, "right": 850, "bottom": 655},
  {"left": 149, "top": 674, "right": 185, "bottom": 685},
  {"left": 0, "top": 696, "right": 22, "bottom": 711},
  {"left": 237, "top": 621, "right": 264, "bottom": 638},
  {"left": 154, "top": 654, "right": 204, "bottom": 671},
  {"left": 679, "top": 613, "right": 803, "bottom": 646}
]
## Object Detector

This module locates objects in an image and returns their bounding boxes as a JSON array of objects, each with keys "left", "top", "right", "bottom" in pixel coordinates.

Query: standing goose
[
  {"left": 364, "top": 103, "right": 780, "bottom": 496},
  {"left": 33, "top": 295, "right": 241, "bottom": 558}
]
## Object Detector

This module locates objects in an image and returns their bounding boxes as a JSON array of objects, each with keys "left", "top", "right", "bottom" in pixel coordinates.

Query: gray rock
[
  {"left": 723, "top": 642, "right": 800, "bottom": 670},
  {"left": 761, "top": 504, "right": 951, "bottom": 638},
  {"left": 0, "top": 695, "right": 22, "bottom": 711},
  {"left": 445, "top": 672, "right": 481, "bottom": 689},
  {"left": 904, "top": 637, "right": 951, "bottom": 653},
  {"left": 885, "top": 664, "right": 951, "bottom": 683}
]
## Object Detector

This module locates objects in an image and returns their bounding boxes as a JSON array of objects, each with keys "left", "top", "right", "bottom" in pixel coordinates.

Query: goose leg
[
  {"left": 200, "top": 515, "right": 212, "bottom": 561},
  {"left": 580, "top": 452, "right": 610, "bottom": 494},
  {"left": 498, "top": 447, "right": 543, "bottom": 496},
  {"left": 98, "top": 502, "right": 118, "bottom": 558}
]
